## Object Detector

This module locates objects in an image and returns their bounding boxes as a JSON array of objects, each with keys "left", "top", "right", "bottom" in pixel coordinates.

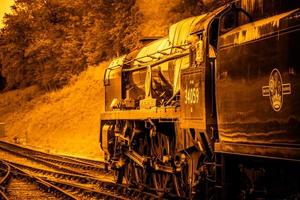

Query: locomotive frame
[{"left": 100, "top": 2, "right": 300, "bottom": 199}]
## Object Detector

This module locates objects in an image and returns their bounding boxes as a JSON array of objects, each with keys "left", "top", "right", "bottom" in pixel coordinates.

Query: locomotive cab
[{"left": 177, "top": 5, "right": 233, "bottom": 156}]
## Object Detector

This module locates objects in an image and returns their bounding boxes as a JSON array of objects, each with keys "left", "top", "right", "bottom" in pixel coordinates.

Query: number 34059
[{"left": 184, "top": 87, "right": 199, "bottom": 104}]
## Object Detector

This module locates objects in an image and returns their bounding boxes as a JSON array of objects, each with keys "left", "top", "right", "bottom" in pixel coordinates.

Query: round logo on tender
[{"left": 268, "top": 69, "right": 283, "bottom": 112}]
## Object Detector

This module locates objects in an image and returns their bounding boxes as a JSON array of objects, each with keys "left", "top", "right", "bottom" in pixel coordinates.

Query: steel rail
[
  {"left": 0, "top": 161, "right": 11, "bottom": 200},
  {"left": 0, "top": 144, "right": 99, "bottom": 177},
  {"left": 0, "top": 141, "right": 108, "bottom": 175},
  {"left": 3, "top": 160, "right": 113, "bottom": 185},
  {"left": 0, "top": 161, "right": 10, "bottom": 186},
  {"left": 0, "top": 141, "right": 168, "bottom": 199},
  {"left": 0, "top": 190, "right": 8, "bottom": 200},
  {"left": 58, "top": 155, "right": 106, "bottom": 168},
  {"left": 6, "top": 161, "right": 160, "bottom": 200},
  {"left": 52, "top": 156, "right": 104, "bottom": 168},
  {"left": 7, "top": 162, "right": 78, "bottom": 200},
  {"left": 0, "top": 141, "right": 105, "bottom": 167},
  {"left": 46, "top": 179, "right": 130, "bottom": 200},
  {"left": 34, "top": 155, "right": 107, "bottom": 175}
]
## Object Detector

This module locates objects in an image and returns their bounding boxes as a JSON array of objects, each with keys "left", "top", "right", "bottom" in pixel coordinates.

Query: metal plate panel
[
  {"left": 180, "top": 68, "right": 206, "bottom": 129},
  {"left": 216, "top": 10, "right": 300, "bottom": 146}
]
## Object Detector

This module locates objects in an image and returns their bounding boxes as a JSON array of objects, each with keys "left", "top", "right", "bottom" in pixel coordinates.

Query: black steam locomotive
[{"left": 100, "top": 1, "right": 300, "bottom": 199}]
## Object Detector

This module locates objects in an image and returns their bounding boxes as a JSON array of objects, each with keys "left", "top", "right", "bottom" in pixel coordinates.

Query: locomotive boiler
[{"left": 100, "top": 1, "right": 300, "bottom": 199}]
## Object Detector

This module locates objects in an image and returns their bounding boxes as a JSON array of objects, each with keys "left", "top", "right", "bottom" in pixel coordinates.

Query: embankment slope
[{"left": 0, "top": 63, "right": 107, "bottom": 160}]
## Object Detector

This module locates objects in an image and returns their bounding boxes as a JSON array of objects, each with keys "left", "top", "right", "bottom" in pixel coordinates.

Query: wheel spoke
[{"left": 151, "top": 132, "right": 174, "bottom": 196}]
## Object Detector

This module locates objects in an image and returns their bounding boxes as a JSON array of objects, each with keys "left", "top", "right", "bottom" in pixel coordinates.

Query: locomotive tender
[{"left": 100, "top": 1, "right": 300, "bottom": 199}]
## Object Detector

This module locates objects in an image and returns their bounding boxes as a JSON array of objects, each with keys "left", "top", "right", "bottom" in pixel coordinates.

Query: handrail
[
  {"left": 124, "top": 44, "right": 190, "bottom": 65},
  {"left": 122, "top": 51, "right": 189, "bottom": 72}
]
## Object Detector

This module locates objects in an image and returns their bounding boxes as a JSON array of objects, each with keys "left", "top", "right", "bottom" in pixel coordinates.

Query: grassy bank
[{"left": 0, "top": 63, "right": 107, "bottom": 160}]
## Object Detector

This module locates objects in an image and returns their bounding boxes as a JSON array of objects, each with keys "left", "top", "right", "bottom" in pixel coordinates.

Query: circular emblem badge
[{"left": 268, "top": 68, "right": 283, "bottom": 112}]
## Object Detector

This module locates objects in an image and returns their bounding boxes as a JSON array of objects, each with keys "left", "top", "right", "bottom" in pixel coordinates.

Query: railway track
[
  {"left": 0, "top": 141, "right": 163, "bottom": 199},
  {"left": 0, "top": 160, "right": 75, "bottom": 199},
  {"left": 0, "top": 160, "right": 80, "bottom": 199},
  {"left": 2, "top": 160, "right": 112, "bottom": 185},
  {"left": 33, "top": 155, "right": 107, "bottom": 177},
  {"left": 0, "top": 141, "right": 109, "bottom": 178},
  {"left": 6, "top": 178, "right": 58, "bottom": 200},
  {"left": 0, "top": 141, "right": 107, "bottom": 174},
  {"left": 0, "top": 160, "right": 161, "bottom": 199},
  {"left": 61, "top": 155, "right": 106, "bottom": 166},
  {"left": 0, "top": 141, "right": 105, "bottom": 166},
  {"left": 0, "top": 161, "right": 10, "bottom": 200}
]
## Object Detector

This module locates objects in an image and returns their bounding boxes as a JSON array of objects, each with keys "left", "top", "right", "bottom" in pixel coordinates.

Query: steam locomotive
[{"left": 100, "top": 1, "right": 300, "bottom": 199}]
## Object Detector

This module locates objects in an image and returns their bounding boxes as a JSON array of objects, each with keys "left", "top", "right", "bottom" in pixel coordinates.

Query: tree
[
  {"left": 82, "top": 0, "right": 113, "bottom": 65},
  {"left": 109, "top": 0, "right": 142, "bottom": 56},
  {"left": 0, "top": 0, "right": 143, "bottom": 90},
  {"left": 170, "top": 0, "right": 228, "bottom": 22},
  {"left": 0, "top": 6, "right": 32, "bottom": 89}
]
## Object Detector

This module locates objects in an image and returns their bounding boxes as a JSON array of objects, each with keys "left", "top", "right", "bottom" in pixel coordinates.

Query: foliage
[
  {"left": 109, "top": 0, "right": 142, "bottom": 56},
  {"left": 169, "top": 0, "right": 229, "bottom": 22},
  {"left": 0, "top": 0, "right": 142, "bottom": 90}
]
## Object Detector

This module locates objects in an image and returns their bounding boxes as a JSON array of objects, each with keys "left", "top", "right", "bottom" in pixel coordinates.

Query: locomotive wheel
[
  {"left": 123, "top": 160, "right": 148, "bottom": 187},
  {"left": 123, "top": 160, "right": 134, "bottom": 185},
  {"left": 172, "top": 164, "right": 190, "bottom": 198},
  {"left": 134, "top": 164, "right": 148, "bottom": 189},
  {"left": 152, "top": 171, "right": 171, "bottom": 197},
  {"left": 114, "top": 166, "right": 125, "bottom": 184},
  {"left": 126, "top": 136, "right": 150, "bottom": 189},
  {"left": 151, "top": 132, "right": 173, "bottom": 196},
  {"left": 151, "top": 132, "right": 170, "bottom": 160},
  {"left": 172, "top": 161, "right": 191, "bottom": 198}
]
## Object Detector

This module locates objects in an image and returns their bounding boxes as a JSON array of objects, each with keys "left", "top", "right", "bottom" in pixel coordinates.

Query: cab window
[{"left": 220, "top": 8, "right": 252, "bottom": 34}]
